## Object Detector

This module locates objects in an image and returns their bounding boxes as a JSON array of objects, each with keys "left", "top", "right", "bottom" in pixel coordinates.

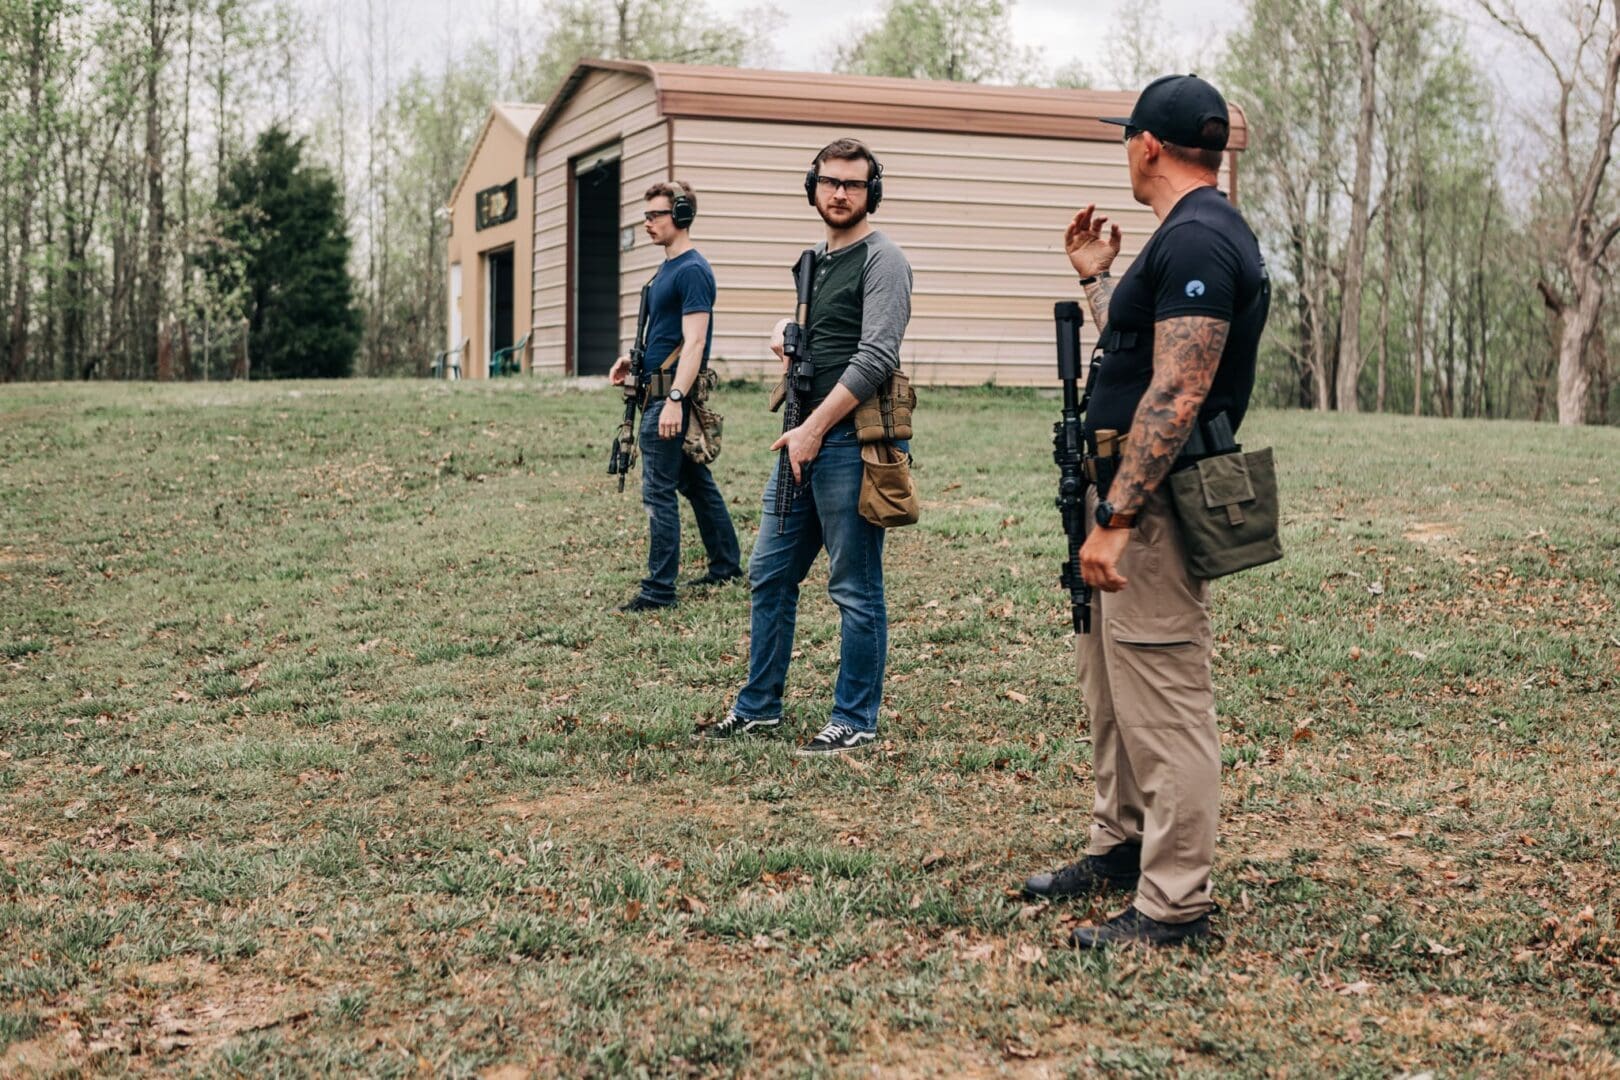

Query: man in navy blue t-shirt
[{"left": 608, "top": 181, "right": 741, "bottom": 611}]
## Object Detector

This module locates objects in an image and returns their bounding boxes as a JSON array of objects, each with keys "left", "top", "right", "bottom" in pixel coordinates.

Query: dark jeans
[
  {"left": 637, "top": 399, "right": 741, "bottom": 605},
  {"left": 733, "top": 422, "right": 893, "bottom": 732}
]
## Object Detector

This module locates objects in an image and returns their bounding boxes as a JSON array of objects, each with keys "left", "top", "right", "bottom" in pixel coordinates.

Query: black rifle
[
  {"left": 774, "top": 249, "right": 817, "bottom": 532},
  {"left": 1052, "top": 301, "right": 1098, "bottom": 634},
  {"left": 607, "top": 281, "right": 653, "bottom": 492}
]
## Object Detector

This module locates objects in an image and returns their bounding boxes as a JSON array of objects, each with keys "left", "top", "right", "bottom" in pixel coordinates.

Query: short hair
[
  {"left": 1162, "top": 119, "right": 1229, "bottom": 173},
  {"left": 643, "top": 180, "right": 696, "bottom": 215},
  {"left": 813, "top": 138, "right": 879, "bottom": 180}
]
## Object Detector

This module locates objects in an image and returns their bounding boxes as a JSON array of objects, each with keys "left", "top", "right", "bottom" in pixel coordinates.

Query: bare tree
[{"left": 1480, "top": 0, "right": 1620, "bottom": 425}]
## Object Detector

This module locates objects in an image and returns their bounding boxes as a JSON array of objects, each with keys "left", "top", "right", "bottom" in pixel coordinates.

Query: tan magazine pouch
[{"left": 852, "top": 371, "right": 916, "bottom": 443}]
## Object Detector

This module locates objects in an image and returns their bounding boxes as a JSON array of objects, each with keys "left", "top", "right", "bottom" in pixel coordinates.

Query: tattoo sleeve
[
  {"left": 1107, "top": 315, "right": 1230, "bottom": 515},
  {"left": 1082, "top": 276, "right": 1115, "bottom": 335}
]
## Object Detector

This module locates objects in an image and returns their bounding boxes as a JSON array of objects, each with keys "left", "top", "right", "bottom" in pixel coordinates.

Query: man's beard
[{"left": 817, "top": 201, "right": 868, "bottom": 230}]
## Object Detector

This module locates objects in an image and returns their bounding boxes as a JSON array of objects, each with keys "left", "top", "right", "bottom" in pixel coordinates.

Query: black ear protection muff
[
  {"left": 803, "top": 144, "right": 884, "bottom": 213},
  {"left": 670, "top": 183, "right": 696, "bottom": 229}
]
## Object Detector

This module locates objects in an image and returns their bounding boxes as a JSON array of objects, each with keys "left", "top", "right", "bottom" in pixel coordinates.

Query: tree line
[{"left": 1, "top": 0, "right": 1616, "bottom": 424}]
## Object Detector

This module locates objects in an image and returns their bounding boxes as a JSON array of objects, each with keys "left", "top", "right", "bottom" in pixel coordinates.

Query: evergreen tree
[{"left": 215, "top": 126, "right": 360, "bottom": 378}]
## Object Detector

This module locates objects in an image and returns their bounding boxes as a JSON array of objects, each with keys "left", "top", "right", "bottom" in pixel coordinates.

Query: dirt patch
[{"left": 1403, "top": 522, "right": 1457, "bottom": 543}]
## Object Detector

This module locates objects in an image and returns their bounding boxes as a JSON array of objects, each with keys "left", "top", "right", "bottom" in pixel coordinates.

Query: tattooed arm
[
  {"left": 1082, "top": 276, "right": 1115, "bottom": 336},
  {"left": 1106, "top": 315, "right": 1231, "bottom": 515}
]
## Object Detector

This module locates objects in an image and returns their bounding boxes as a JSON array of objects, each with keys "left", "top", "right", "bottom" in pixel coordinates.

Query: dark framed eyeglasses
[
  {"left": 643, "top": 209, "right": 673, "bottom": 222},
  {"left": 814, "top": 176, "right": 870, "bottom": 194},
  {"left": 1123, "top": 125, "right": 1144, "bottom": 144}
]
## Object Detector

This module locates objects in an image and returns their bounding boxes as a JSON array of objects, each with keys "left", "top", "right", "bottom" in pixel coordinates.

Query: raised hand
[{"left": 1064, "top": 204, "right": 1122, "bottom": 280}]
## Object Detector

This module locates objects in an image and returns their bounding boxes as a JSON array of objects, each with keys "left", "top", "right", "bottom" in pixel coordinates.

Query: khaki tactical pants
[{"left": 1076, "top": 487, "right": 1219, "bottom": 923}]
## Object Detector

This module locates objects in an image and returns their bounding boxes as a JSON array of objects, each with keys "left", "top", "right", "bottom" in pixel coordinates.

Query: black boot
[
  {"left": 1070, "top": 906, "right": 1211, "bottom": 949},
  {"left": 1021, "top": 843, "right": 1141, "bottom": 900}
]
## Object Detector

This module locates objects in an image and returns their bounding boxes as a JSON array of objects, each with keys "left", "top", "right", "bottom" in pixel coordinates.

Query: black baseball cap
[{"left": 1101, "top": 74, "right": 1230, "bottom": 150}]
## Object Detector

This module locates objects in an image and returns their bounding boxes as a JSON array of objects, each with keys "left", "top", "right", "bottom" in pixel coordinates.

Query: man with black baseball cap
[{"left": 1019, "top": 74, "right": 1270, "bottom": 948}]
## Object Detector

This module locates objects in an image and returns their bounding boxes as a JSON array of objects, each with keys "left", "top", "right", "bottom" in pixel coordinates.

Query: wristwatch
[
  {"left": 1095, "top": 500, "right": 1137, "bottom": 529},
  {"left": 1079, "top": 270, "right": 1112, "bottom": 287},
  {"left": 666, "top": 387, "right": 685, "bottom": 403}
]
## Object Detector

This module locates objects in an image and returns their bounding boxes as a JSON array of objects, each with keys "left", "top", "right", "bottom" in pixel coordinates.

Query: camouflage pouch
[
  {"left": 852, "top": 371, "right": 916, "bottom": 444},
  {"left": 682, "top": 370, "right": 722, "bottom": 466},
  {"left": 1167, "top": 447, "right": 1283, "bottom": 580}
]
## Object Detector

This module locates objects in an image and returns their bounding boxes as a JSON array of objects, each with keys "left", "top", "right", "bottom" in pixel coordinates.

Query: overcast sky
[{"left": 363, "top": 0, "right": 1536, "bottom": 111}]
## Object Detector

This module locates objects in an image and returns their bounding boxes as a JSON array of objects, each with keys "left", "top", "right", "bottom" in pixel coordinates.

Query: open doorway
[
  {"left": 573, "top": 152, "right": 621, "bottom": 377},
  {"left": 485, "top": 247, "right": 514, "bottom": 376}
]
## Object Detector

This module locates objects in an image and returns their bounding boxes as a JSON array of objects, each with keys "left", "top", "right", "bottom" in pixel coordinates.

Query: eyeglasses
[
  {"left": 1123, "top": 126, "right": 1144, "bottom": 144},
  {"left": 814, "top": 176, "right": 870, "bottom": 194},
  {"left": 642, "top": 209, "right": 673, "bottom": 222}
]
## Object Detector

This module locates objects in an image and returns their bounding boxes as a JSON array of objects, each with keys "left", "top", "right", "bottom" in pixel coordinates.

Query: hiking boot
[
  {"left": 796, "top": 722, "right": 876, "bottom": 756},
  {"left": 695, "top": 708, "right": 780, "bottom": 741},
  {"left": 616, "top": 595, "right": 673, "bottom": 613},
  {"left": 1070, "top": 906, "right": 1211, "bottom": 949},
  {"left": 684, "top": 571, "right": 744, "bottom": 589},
  {"left": 1021, "top": 843, "right": 1141, "bottom": 900}
]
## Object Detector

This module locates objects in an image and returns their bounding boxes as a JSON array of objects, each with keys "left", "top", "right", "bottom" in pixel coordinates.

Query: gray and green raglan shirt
[{"left": 803, "top": 230, "right": 913, "bottom": 405}]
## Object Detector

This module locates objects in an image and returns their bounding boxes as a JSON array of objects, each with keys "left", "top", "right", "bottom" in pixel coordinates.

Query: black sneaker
[
  {"left": 796, "top": 722, "right": 876, "bottom": 757},
  {"left": 1070, "top": 906, "right": 1211, "bottom": 949},
  {"left": 1021, "top": 843, "right": 1142, "bottom": 900},
  {"left": 616, "top": 595, "right": 673, "bottom": 613},
  {"left": 684, "top": 571, "right": 744, "bottom": 589},
  {"left": 695, "top": 708, "right": 780, "bottom": 740}
]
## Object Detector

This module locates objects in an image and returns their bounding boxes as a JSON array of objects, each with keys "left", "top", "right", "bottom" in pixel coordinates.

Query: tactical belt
[{"left": 1083, "top": 412, "right": 1237, "bottom": 494}]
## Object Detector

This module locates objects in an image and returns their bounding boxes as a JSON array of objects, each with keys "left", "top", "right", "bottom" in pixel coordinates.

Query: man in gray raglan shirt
[{"left": 697, "top": 138, "right": 913, "bottom": 755}]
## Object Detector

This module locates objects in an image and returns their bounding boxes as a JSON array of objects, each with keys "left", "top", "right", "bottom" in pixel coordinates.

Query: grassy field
[{"left": 1, "top": 378, "right": 1618, "bottom": 1078}]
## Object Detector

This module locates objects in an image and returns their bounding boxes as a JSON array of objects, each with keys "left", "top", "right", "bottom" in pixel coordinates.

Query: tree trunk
[
  {"left": 6, "top": 4, "right": 47, "bottom": 382},
  {"left": 142, "top": 0, "right": 169, "bottom": 379},
  {"left": 1336, "top": 0, "right": 1382, "bottom": 413},
  {"left": 1555, "top": 260, "right": 1601, "bottom": 425}
]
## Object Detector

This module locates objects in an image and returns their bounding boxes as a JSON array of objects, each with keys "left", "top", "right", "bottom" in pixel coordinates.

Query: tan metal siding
[
  {"left": 675, "top": 119, "right": 1231, "bottom": 386},
  {"left": 444, "top": 110, "right": 535, "bottom": 378},
  {"left": 530, "top": 71, "right": 664, "bottom": 375}
]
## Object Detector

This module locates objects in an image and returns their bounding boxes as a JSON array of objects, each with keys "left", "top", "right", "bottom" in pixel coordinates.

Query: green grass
[{"left": 2, "top": 378, "right": 1618, "bottom": 1075}]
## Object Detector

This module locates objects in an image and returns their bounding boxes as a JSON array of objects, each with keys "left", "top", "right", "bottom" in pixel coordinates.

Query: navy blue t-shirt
[
  {"left": 1086, "top": 186, "right": 1270, "bottom": 439},
  {"left": 640, "top": 249, "right": 716, "bottom": 374}
]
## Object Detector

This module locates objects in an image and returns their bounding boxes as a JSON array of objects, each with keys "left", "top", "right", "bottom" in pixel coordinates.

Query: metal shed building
[
  {"left": 446, "top": 102, "right": 545, "bottom": 378},
  {"left": 511, "top": 60, "right": 1249, "bottom": 384}
]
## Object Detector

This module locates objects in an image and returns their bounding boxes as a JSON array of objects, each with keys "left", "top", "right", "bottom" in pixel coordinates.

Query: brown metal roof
[{"left": 526, "top": 59, "right": 1249, "bottom": 167}]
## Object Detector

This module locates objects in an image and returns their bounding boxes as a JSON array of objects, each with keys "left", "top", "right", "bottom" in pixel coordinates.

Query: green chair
[
  {"left": 491, "top": 333, "right": 530, "bottom": 378},
  {"left": 432, "top": 339, "right": 468, "bottom": 379}
]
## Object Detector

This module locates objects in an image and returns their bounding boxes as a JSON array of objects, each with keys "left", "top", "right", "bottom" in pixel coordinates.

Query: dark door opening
[
  {"left": 487, "top": 247, "right": 514, "bottom": 375},
  {"left": 574, "top": 156, "right": 621, "bottom": 377}
]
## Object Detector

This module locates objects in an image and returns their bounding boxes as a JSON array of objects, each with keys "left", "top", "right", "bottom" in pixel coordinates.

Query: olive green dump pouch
[
  {"left": 1166, "top": 447, "right": 1283, "bottom": 580},
  {"left": 852, "top": 371, "right": 916, "bottom": 443}
]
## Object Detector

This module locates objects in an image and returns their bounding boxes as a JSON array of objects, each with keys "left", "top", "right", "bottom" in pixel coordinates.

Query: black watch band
[
  {"left": 1079, "top": 270, "right": 1112, "bottom": 287},
  {"left": 667, "top": 387, "right": 685, "bottom": 403}
]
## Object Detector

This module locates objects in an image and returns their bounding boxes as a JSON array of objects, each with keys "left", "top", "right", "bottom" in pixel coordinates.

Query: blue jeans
[
  {"left": 734, "top": 422, "right": 892, "bottom": 732},
  {"left": 638, "top": 399, "right": 741, "bottom": 605}
]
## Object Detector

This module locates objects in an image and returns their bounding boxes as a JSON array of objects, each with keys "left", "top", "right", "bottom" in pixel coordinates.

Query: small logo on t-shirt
[{"left": 1185, "top": 280, "right": 1206, "bottom": 298}]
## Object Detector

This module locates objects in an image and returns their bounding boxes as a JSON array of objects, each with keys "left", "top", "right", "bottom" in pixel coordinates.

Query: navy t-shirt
[
  {"left": 1086, "top": 186, "right": 1270, "bottom": 440},
  {"left": 641, "top": 249, "right": 716, "bottom": 374}
]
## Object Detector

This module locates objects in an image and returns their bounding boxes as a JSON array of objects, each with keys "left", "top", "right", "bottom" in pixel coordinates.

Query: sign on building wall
[{"left": 476, "top": 180, "right": 518, "bottom": 230}]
